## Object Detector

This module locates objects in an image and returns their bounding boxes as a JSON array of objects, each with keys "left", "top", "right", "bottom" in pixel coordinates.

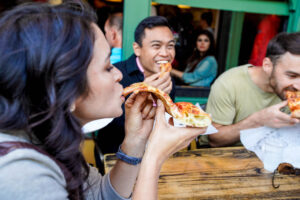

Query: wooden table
[{"left": 104, "top": 147, "right": 300, "bottom": 199}]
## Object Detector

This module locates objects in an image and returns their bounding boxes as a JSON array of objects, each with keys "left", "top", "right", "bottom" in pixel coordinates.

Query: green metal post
[
  {"left": 153, "top": 0, "right": 289, "bottom": 15},
  {"left": 225, "top": 12, "right": 245, "bottom": 70},
  {"left": 287, "top": 0, "right": 300, "bottom": 32},
  {"left": 122, "top": 0, "right": 151, "bottom": 60}
]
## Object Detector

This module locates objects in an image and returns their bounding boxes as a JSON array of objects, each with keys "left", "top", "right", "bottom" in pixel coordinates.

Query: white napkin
[
  {"left": 240, "top": 124, "right": 300, "bottom": 172},
  {"left": 82, "top": 118, "right": 114, "bottom": 134}
]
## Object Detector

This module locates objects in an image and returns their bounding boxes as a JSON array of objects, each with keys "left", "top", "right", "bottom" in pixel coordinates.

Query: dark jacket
[{"left": 96, "top": 54, "right": 176, "bottom": 155}]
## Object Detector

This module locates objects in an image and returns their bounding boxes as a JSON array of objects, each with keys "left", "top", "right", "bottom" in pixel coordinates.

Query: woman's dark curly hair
[
  {"left": 0, "top": 1, "right": 97, "bottom": 199},
  {"left": 186, "top": 29, "right": 215, "bottom": 72}
]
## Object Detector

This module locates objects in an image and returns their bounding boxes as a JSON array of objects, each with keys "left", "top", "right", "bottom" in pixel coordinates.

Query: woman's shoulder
[
  {"left": 0, "top": 135, "right": 65, "bottom": 179},
  {"left": 0, "top": 149, "right": 68, "bottom": 199},
  {"left": 0, "top": 133, "right": 68, "bottom": 199},
  {"left": 203, "top": 56, "right": 217, "bottom": 63}
]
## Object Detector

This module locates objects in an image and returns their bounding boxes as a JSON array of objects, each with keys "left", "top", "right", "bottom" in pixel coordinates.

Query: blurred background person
[
  {"left": 248, "top": 15, "right": 281, "bottom": 66},
  {"left": 171, "top": 30, "right": 217, "bottom": 87},
  {"left": 104, "top": 12, "right": 123, "bottom": 64},
  {"left": 199, "top": 11, "right": 214, "bottom": 34}
]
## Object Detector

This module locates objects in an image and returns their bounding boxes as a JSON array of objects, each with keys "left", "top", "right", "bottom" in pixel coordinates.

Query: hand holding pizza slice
[
  {"left": 123, "top": 82, "right": 211, "bottom": 128},
  {"left": 285, "top": 91, "right": 300, "bottom": 118}
]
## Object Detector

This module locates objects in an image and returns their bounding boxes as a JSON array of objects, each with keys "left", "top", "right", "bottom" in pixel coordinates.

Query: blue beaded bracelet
[{"left": 116, "top": 145, "right": 142, "bottom": 165}]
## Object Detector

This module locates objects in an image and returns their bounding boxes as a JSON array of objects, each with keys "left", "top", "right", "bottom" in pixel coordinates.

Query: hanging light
[
  {"left": 105, "top": 0, "right": 122, "bottom": 2},
  {"left": 178, "top": 5, "right": 191, "bottom": 9}
]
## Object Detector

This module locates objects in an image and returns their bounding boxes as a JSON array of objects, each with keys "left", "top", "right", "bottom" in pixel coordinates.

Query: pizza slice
[
  {"left": 159, "top": 62, "right": 172, "bottom": 77},
  {"left": 123, "top": 82, "right": 211, "bottom": 127},
  {"left": 285, "top": 91, "right": 300, "bottom": 118}
]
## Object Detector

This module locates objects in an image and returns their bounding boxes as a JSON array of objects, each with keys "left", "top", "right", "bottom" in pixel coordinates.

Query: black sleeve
[{"left": 170, "top": 77, "right": 177, "bottom": 101}]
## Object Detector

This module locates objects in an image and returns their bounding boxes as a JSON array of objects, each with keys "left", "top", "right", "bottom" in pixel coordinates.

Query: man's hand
[
  {"left": 255, "top": 101, "right": 300, "bottom": 128},
  {"left": 144, "top": 72, "right": 172, "bottom": 94},
  {"left": 208, "top": 101, "right": 300, "bottom": 147}
]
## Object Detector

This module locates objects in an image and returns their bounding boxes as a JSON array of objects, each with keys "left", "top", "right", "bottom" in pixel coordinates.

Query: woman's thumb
[{"left": 156, "top": 99, "right": 165, "bottom": 117}]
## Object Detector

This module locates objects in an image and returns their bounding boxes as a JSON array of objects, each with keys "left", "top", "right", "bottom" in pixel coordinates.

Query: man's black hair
[
  {"left": 266, "top": 32, "right": 300, "bottom": 66},
  {"left": 134, "top": 16, "right": 173, "bottom": 46},
  {"left": 201, "top": 12, "right": 213, "bottom": 26}
]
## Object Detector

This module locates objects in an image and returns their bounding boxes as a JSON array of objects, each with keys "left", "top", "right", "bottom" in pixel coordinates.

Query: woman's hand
[
  {"left": 110, "top": 92, "right": 156, "bottom": 198},
  {"left": 171, "top": 69, "right": 183, "bottom": 79},
  {"left": 145, "top": 99, "right": 207, "bottom": 166},
  {"left": 132, "top": 100, "right": 207, "bottom": 199},
  {"left": 122, "top": 92, "right": 156, "bottom": 157}
]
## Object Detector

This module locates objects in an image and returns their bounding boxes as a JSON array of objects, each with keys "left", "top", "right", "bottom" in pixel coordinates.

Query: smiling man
[
  {"left": 96, "top": 16, "right": 176, "bottom": 165},
  {"left": 121, "top": 16, "right": 176, "bottom": 95},
  {"left": 202, "top": 32, "right": 300, "bottom": 147}
]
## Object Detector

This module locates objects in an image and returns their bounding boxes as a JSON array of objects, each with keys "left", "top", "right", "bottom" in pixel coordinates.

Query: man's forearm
[{"left": 208, "top": 113, "right": 261, "bottom": 147}]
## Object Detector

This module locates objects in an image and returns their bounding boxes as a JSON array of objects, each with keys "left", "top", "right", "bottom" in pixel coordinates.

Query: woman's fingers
[
  {"left": 144, "top": 106, "right": 156, "bottom": 119},
  {"left": 126, "top": 92, "right": 157, "bottom": 119},
  {"left": 125, "top": 92, "right": 138, "bottom": 108},
  {"left": 126, "top": 92, "right": 148, "bottom": 109},
  {"left": 141, "top": 100, "right": 155, "bottom": 119},
  {"left": 155, "top": 99, "right": 166, "bottom": 120}
]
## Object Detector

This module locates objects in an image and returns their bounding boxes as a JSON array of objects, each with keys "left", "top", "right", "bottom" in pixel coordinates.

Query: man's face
[
  {"left": 268, "top": 52, "right": 300, "bottom": 99},
  {"left": 134, "top": 26, "right": 175, "bottom": 77}
]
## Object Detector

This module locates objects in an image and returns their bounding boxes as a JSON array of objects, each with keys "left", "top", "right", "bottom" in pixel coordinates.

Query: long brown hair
[
  {"left": 186, "top": 30, "right": 215, "bottom": 72},
  {"left": 0, "top": 1, "right": 97, "bottom": 199}
]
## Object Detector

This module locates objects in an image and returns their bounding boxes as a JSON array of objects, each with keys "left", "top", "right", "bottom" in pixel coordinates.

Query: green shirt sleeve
[{"left": 205, "top": 77, "right": 236, "bottom": 125}]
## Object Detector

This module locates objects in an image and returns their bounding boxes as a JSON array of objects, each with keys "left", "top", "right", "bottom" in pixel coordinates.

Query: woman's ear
[
  {"left": 133, "top": 42, "right": 141, "bottom": 57},
  {"left": 262, "top": 57, "right": 274, "bottom": 76}
]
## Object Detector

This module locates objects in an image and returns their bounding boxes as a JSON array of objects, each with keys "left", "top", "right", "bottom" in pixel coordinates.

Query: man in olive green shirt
[{"left": 204, "top": 32, "right": 300, "bottom": 147}]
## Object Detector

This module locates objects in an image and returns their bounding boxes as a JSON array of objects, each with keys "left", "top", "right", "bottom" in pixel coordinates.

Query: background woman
[
  {"left": 171, "top": 30, "right": 218, "bottom": 87},
  {"left": 0, "top": 1, "right": 206, "bottom": 200}
]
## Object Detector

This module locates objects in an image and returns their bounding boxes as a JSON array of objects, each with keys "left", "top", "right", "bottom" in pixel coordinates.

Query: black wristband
[{"left": 116, "top": 145, "right": 142, "bottom": 165}]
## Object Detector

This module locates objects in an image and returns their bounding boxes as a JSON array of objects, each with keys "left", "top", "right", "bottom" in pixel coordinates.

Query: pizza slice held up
[
  {"left": 159, "top": 62, "right": 172, "bottom": 77},
  {"left": 285, "top": 91, "right": 300, "bottom": 118}
]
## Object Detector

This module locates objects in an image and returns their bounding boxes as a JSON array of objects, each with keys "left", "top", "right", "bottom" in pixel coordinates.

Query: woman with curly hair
[{"left": 0, "top": 1, "right": 206, "bottom": 200}]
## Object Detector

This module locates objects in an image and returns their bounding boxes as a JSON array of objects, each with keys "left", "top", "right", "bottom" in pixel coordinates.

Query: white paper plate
[{"left": 82, "top": 118, "right": 114, "bottom": 134}]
